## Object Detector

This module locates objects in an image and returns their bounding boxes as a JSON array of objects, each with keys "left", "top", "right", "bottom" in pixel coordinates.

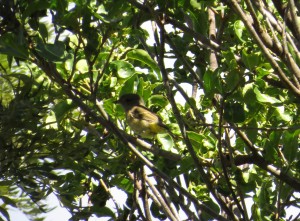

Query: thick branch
[{"left": 288, "top": 0, "right": 300, "bottom": 41}]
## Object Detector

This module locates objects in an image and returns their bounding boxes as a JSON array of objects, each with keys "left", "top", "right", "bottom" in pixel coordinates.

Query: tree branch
[
  {"left": 154, "top": 12, "right": 235, "bottom": 220},
  {"left": 231, "top": 124, "right": 300, "bottom": 191},
  {"left": 227, "top": 0, "right": 300, "bottom": 97}
]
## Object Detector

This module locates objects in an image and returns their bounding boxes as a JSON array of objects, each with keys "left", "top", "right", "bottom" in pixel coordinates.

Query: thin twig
[
  {"left": 145, "top": 174, "right": 180, "bottom": 221},
  {"left": 141, "top": 166, "right": 152, "bottom": 221}
]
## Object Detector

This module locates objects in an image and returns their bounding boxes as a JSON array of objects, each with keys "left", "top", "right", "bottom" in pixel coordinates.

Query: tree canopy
[{"left": 0, "top": 0, "right": 300, "bottom": 220}]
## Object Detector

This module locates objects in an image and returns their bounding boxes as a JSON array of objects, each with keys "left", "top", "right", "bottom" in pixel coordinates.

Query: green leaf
[
  {"left": 53, "top": 99, "right": 75, "bottom": 124},
  {"left": 0, "top": 54, "right": 10, "bottom": 70},
  {"left": 178, "top": 156, "right": 194, "bottom": 174},
  {"left": 242, "top": 49, "right": 261, "bottom": 70},
  {"left": 264, "top": 131, "right": 281, "bottom": 162},
  {"left": 234, "top": 20, "right": 245, "bottom": 42},
  {"left": 222, "top": 50, "right": 238, "bottom": 70},
  {"left": 4, "top": 74, "right": 32, "bottom": 86},
  {"left": 157, "top": 133, "right": 173, "bottom": 150},
  {"left": 103, "top": 98, "right": 115, "bottom": 115},
  {"left": 273, "top": 106, "right": 292, "bottom": 122},
  {"left": 282, "top": 130, "right": 300, "bottom": 163},
  {"left": 111, "top": 175, "right": 134, "bottom": 193},
  {"left": 23, "top": 0, "right": 50, "bottom": 18},
  {"left": 0, "top": 33, "right": 29, "bottom": 59},
  {"left": 90, "top": 206, "right": 115, "bottom": 218},
  {"left": 35, "top": 39, "right": 70, "bottom": 61},
  {"left": 203, "top": 70, "right": 222, "bottom": 97},
  {"left": 187, "top": 131, "right": 205, "bottom": 144},
  {"left": 256, "top": 64, "right": 272, "bottom": 79},
  {"left": 190, "top": 0, "right": 201, "bottom": 9},
  {"left": 244, "top": 120, "right": 258, "bottom": 143},
  {"left": 110, "top": 60, "right": 135, "bottom": 79},
  {"left": 126, "top": 49, "right": 161, "bottom": 79},
  {"left": 0, "top": 196, "right": 17, "bottom": 207},
  {"left": 224, "top": 102, "right": 245, "bottom": 123},
  {"left": 76, "top": 59, "right": 89, "bottom": 73},
  {"left": 187, "top": 9, "right": 208, "bottom": 35},
  {"left": 201, "top": 199, "right": 220, "bottom": 220},
  {"left": 120, "top": 74, "right": 136, "bottom": 95},
  {"left": 224, "top": 70, "right": 240, "bottom": 92},
  {"left": 39, "top": 23, "right": 49, "bottom": 40},
  {"left": 187, "top": 131, "right": 213, "bottom": 152},
  {"left": 253, "top": 87, "right": 281, "bottom": 104},
  {"left": 148, "top": 95, "right": 168, "bottom": 108}
]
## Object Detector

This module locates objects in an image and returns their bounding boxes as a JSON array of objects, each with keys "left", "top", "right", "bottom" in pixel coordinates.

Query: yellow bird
[{"left": 116, "top": 94, "right": 171, "bottom": 138}]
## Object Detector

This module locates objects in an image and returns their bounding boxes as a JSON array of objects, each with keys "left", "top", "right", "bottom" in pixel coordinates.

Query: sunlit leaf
[
  {"left": 254, "top": 87, "right": 281, "bottom": 104},
  {"left": 190, "top": 0, "right": 201, "bottom": 9},
  {"left": 273, "top": 106, "right": 292, "bottom": 122},
  {"left": 234, "top": 20, "right": 245, "bottom": 42},
  {"left": 76, "top": 59, "right": 89, "bottom": 73},
  {"left": 127, "top": 49, "right": 161, "bottom": 79},
  {"left": 157, "top": 133, "right": 173, "bottom": 150},
  {"left": 110, "top": 60, "right": 135, "bottom": 79}
]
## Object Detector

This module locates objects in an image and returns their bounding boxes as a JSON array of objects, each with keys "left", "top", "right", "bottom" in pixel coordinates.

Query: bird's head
[{"left": 115, "top": 94, "right": 145, "bottom": 111}]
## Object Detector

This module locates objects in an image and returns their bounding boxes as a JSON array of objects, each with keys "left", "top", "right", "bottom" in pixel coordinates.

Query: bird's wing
[
  {"left": 132, "top": 106, "right": 170, "bottom": 129},
  {"left": 130, "top": 106, "right": 160, "bottom": 122}
]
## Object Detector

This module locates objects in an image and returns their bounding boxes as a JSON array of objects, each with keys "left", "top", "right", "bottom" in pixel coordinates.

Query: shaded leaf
[
  {"left": 22, "top": 0, "right": 50, "bottom": 18},
  {"left": 242, "top": 49, "right": 261, "bottom": 70},
  {"left": 203, "top": 70, "right": 223, "bottom": 97},
  {"left": 53, "top": 99, "right": 75, "bottom": 124},
  {"left": 0, "top": 196, "right": 17, "bottom": 208},
  {"left": 35, "top": 39, "right": 70, "bottom": 61},
  {"left": 224, "top": 102, "right": 245, "bottom": 123},
  {"left": 282, "top": 130, "right": 300, "bottom": 163},
  {"left": 119, "top": 74, "right": 136, "bottom": 95},
  {"left": 0, "top": 33, "right": 29, "bottom": 59},
  {"left": 91, "top": 206, "right": 115, "bottom": 218},
  {"left": 148, "top": 94, "right": 168, "bottom": 108}
]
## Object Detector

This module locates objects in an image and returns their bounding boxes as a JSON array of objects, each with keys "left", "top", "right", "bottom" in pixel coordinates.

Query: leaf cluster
[{"left": 0, "top": 0, "right": 299, "bottom": 220}]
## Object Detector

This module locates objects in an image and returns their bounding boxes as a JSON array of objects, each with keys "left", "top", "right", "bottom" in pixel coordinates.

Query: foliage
[{"left": 0, "top": 0, "right": 300, "bottom": 220}]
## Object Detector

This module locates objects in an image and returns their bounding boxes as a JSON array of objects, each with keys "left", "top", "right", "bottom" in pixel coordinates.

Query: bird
[{"left": 115, "top": 93, "right": 172, "bottom": 138}]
